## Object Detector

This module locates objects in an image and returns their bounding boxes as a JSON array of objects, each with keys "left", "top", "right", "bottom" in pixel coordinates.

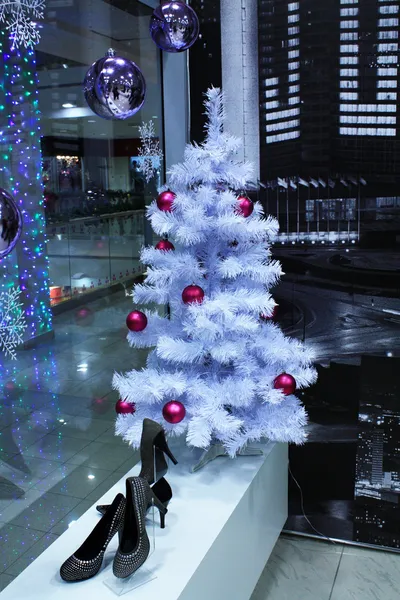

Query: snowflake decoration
[
  {"left": 0, "top": 286, "right": 27, "bottom": 360},
  {"left": 0, "top": 0, "right": 45, "bottom": 49},
  {"left": 137, "top": 120, "right": 163, "bottom": 183}
]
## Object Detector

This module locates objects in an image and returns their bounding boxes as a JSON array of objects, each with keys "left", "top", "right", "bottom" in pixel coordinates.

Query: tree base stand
[{"left": 191, "top": 442, "right": 264, "bottom": 473}]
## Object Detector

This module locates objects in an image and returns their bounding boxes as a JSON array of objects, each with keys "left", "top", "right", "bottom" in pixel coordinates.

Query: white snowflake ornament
[
  {"left": 0, "top": 286, "right": 27, "bottom": 360},
  {"left": 0, "top": 0, "right": 45, "bottom": 48},
  {"left": 137, "top": 120, "right": 163, "bottom": 183}
]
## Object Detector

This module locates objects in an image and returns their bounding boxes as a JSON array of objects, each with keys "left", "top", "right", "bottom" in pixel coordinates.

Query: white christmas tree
[{"left": 114, "top": 88, "right": 317, "bottom": 457}]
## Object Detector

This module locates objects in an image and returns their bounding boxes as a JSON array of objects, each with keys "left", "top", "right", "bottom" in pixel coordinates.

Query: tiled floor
[
  {"left": 1, "top": 291, "right": 400, "bottom": 597},
  {"left": 251, "top": 536, "right": 400, "bottom": 600}
]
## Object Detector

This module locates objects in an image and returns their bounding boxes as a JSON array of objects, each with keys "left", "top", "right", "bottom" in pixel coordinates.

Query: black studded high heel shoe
[
  {"left": 113, "top": 476, "right": 168, "bottom": 579},
  {"left": 60, "top": 493, "right": 125, "bottom": 582},
  {"left": 96, "top": 477, "right": 172, "bottom": 529},
  {"left": 139, "top": 418, "right": 178, "bottom": 485}
]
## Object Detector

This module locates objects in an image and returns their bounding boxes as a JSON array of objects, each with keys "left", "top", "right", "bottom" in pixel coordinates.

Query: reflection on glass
[{"left": 37, "top": 1, "right": 164, "bottom": 305}]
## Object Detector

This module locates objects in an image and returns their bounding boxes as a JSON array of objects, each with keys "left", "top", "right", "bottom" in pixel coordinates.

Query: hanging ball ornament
[
  {"left": 0, "top": 189, "right": 23, "bottom": 260},
  {"left": 126, "top": 310, "right": 148, "bottom": 332},
  {"left": 156, "top": 238, "right": 175, "bottom": 251},
  {"left": 84, "top": 49, "right": 146, "bottom": 120},
  {"left": 260, "top": 305, "right": 279, "bottom": 321},
  {"left": 236, "top": 195, "right": 254, "bottom": 218},
  {"left": 150, "top": 1, "right": 200, "bottom": 53},
  {"left": 274, "top": 373, "right": 297, "bottom": 396},
  {"left": 156, "top": 190, "right": 176, "bottom": 212},
  {"left": 116, "top": 399, "right": 136, "bottom": 415},
  {"left": 163, "top": 400, "right": 186, "bottom": 424},
  {"left": 182, "top": 284, "right": 205, "bottom": 305}
]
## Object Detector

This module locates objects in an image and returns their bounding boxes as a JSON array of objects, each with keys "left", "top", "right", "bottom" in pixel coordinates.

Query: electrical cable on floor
[{"left": 288, "top": 462, "right": 337, "bottom": 545}]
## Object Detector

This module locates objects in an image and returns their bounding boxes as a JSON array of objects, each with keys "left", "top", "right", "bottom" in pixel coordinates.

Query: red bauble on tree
[
  {"left": 162, "top": 400, "right": 186, "bottom": 424},
  {"left": 182, "top": 284, "right": 205, "bottom": 305},
  {"left": 156, "top": 239, "right": 175, "bottom": 251},
  {"left": 260, "top": 305, "right": 279, "bottom": 321},
  {"left": 157, "top": 190, "right": 176, "bottom": 212},
  {"left": 236, "top": 195, "right": 254, "bottom": 218},
  {"left": 274, "top": 373, "right": 296, "bottom": 396},
  {"left": 116, "top": 399, "right": 136, "bottom": 415},
  {"left": 126, "top": 310, "right": 148, "bottom": 332}
]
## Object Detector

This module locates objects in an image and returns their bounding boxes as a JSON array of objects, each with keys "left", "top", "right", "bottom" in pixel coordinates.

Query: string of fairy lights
[{"left": 0, "top": 29, "right": 52, "bottom": 342}]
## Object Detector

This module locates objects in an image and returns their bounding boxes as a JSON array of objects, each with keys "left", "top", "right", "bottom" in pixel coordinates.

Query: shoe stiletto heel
[
  {"left": 60, "top": 494, "right": 125, "bottom": 582},
  {"left": 139, "top": 418, "right": 178, "bottom": 485},
  {"left": 96, "top": 477, "right": 173, "bottom": 529},
  {"left": 113, "top": 477, "right": 158, "bottom": 579}
]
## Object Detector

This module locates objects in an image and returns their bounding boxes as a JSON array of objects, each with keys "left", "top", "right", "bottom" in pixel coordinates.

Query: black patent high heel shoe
[
  {"left": 139, "top": 418, "right": 178, "bottom": 485},
  {"left": 113, "top": 476, "right": 168, "bottom": 579},
  {"left": 60, "top": 493, "right": 125, "bottom": 582},
  {"left": 96, "top": 477, "right": 172, "bottom": 529}
]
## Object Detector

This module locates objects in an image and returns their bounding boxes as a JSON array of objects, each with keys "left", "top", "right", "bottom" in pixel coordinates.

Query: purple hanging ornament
[
  {"left": 84, "top": 49, "right": 146, "bottom": 120},
  {"left": 150, "top": 2, "right": 200, "bottom": 53}
]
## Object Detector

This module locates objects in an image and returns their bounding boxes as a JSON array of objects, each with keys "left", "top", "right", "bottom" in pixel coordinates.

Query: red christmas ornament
[
  {"left": 157, "top": 190, "right": 176, "bottom": 212},
  {"left": 182, "top": 284, "right": 205, "bottom": 305},
  {"left": 260, "top": 305, "right": 279, "bottom": 321},
  {"left": 126, "top": 310, "right": 148, "bottom": 332},
  {"left": 162, "top": 400, "right": 186, "bottom": 424},
  {"left": 274, "top": 373, "right": 296, "bottom": 396},
  {"left": 236, "top": 195, "right": 254, "bottom": 218},
  {"left": 116, "top": 399, "right": 136, "bottom": 415},
  {"left": 156, "top": 239, "right": 175, "bottom": 251}
]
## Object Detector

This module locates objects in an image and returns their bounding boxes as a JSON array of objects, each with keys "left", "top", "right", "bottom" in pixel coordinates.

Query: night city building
[{"left": 258, "top": 0, "right": 400, "bottom": 243}]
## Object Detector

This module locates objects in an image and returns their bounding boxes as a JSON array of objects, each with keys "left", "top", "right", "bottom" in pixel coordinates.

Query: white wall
[{"left": 221, "top": 0, "right": 260, "bottom": 180}]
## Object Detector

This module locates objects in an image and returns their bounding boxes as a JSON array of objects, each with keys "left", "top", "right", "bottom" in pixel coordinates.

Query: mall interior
[{"left": 0, "top": 1, "right": 400, "bottom": 598}]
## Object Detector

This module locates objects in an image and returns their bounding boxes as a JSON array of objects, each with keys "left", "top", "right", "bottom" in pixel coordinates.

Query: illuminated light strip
[{"left": 0, "top": 32, "right": 52, "bottom": 343}]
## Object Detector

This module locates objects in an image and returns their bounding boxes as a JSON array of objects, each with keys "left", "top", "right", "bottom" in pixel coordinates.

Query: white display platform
[{"left": 1, "top": 440, "right": 288, "bottom": 600}]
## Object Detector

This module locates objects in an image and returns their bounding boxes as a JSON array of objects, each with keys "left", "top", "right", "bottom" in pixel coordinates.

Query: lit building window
[
  {"left": 289, "top": 84, "right": 300, "bottom": 94},
  {"left": 377, "top": 91, "right": 397, "bottom": 100},
  {"left": 377, "top": 79, "right": 397, "bottom": 87},
  {"left": 377, "top": 67, "right": 398, "bottom": 76},
  {"left": 265, "top": 88, "right": 278, "bottom": 98},
  {"left": 378, "top": 19, "right": 399, "bottom": 33},
  {"left": 378, "top": 19, "right": 399, "bottom": 27},
  {"left": 288, "top": 61, "right": 300, "bottom": 70},
  {"left": 340, "top": 68, "right": 359, "bottom": 76},
  {"left": 340, "top": 0, "right": 358, "bottom": 4},
  {"left": 340, "top": 126, "right": 396, "bottom": 136},
  {"left": 379, "top": 4, "right": 399, "bottom": 13},
  {"left": 340, "top": 56, "right": 359, "bottom": 64},
  {"left": 340, "top": 20, "right": 359, "bottom": 28},
  {"left": 265, "top": 77, "right": 279, "bottom": 86},
  {"left": 340, "top": 80, "right": 359, "bottom": 88},
  {"left": 288, "top": 72, "right": 300, "bottom": 81},
  {"left": 288, "top": 26, "right": 299, "bottom": 35},
  {"left": 288, "top": 14, "right": 300, "bottom": 23},
  {"left": 340, "top": 92, "right": 359, "bottom": 100},
  {"left": 288, "top": 2, "right": 299, "bottom": 11},
  {"left": 288, "top": 96, "right": 300, "bottom": 105},
  {"left": 266, "top": 119, "right": 299, "bottom": 132},
  {"left": 265, "top": 100, "right": 279, "bottom": 110},
  {"left": 340, "top": 7, "right": 358, "bottom": 16},
  {"left": 378, "top": 30, "right": 399, "bottom": 39},
  {"left": 288, "top": 49, "right": 300, "bottom": 59},
  {"left": 266, "top": 130, "right": 300, "bottom": 144},
  {"left": 288, "top": 38, "right": 300, "bottom": 47},
  {"left": 378, "top": 43, "right": 399, "bottom": 51},
  {"left": 377, "top": 55, "right": 398, "bottom": 64},
  {"left": 340, "top": 44, "right": 359, "bottom": 52},
  {"left": 340, "top": 103, "right": 397, "bottom": 112},
  {"left": 265, "top": 107, "right": 301, "bottom": 121},
  {"left": 340, "top": 115, "right": 396, "bottom": 124},
  {"left": 340, "top": 32, "right": 358, "bottom": 40}
]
